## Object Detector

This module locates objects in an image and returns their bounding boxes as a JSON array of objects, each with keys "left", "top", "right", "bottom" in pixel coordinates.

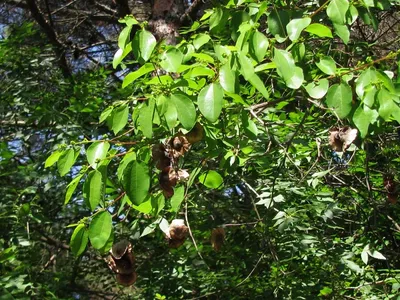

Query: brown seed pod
[
  {"left": 168, "top": 135, "right": 190, "bottom": 158},
  {"left": 167, "top": 219, "right": 188, "bottom": 248},
  {"left": 211, "top": 228, "right": 225, "bottom": 252},
  {"left": 152, "top": 144, "right": 171, "bottom": 170},
  {"left": 159, "top": 167, "right": 178, "bottom": 198},
  {"left": 185, "top": 122, "right": 204, "bottom": 144},
  {"left": 384, "top": 175, "right": 398, "bottom": 204},
  {"left": 116, "top": 272, "right": 137, "bottom": 286},
  {"left": 328, "top": 126, "right": 358, "bottom": 152},
  {"left": 108, "top": 240, "right": 135, "bottom": 274}
]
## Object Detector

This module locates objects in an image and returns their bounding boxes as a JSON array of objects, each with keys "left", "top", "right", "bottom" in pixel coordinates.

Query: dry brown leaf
[
  {"left": 185, "top": 122, "right": 204, "bottom": 144},
  {"left": 116, "top": 272, "right": 137, "bottom": 286},
  {"left": 328, "top": 126, "right": 358, "bottom": 152},
  {"left": 211, "top": 228, "right": 225, "bottom": 252}
]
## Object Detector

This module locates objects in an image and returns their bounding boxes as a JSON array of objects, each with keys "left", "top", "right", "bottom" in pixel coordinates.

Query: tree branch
[{"left": 25, "top": 0, "right": 71, "bottom": 77}]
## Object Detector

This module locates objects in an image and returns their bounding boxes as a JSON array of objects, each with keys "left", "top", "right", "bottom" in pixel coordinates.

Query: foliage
[{"left": 1, "top": 0, "right": 400, "bottom": 299}]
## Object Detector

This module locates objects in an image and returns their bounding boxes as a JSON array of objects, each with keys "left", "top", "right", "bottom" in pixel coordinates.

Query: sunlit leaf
[
  {"left": 86, "top": 141, "right": 110, "bottom": 169},
  {"left": 286, "top": 17, "right": 311, "bottom": 41},
  {"left": 171, "top": 93, "right": 197, "bottom": 130},
  {"left": 326, "top": 83, "right": 352, "bottom": 118},
  {"left": 198, "top": 83, "right": 224, "bottom": 123},
  {"left": 88, "top": 211, "right": 112, "bottom": 249},
  {"left": 199, "top": 171, "right": 224, "bottom": 189}
]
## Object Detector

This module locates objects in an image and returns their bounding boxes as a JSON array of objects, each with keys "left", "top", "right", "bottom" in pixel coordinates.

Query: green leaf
[
  {"left": 151, "top": 193, "right": 165, "bottom": 216},
  {"left": 286, "top": 17, "right": 311, "bottom": 41},
  {"left": 250, "top": 30, "right": 269, "bottom": 62},
  {"left": 117, "top": 151, "right": 136, "bottom": 181},
  {"left": 113, "top": 43, "right": 132, "bottom": 69},
  {"left": 305, "top": 79, "right": 329, "bottom": 99},
  {"left": 193, "top": 33, "right": 210, "bottom": 50},
  {"left": 333, "top": 23, "right": 350, "bottom": 44},
  {"left": 70, "top": 224, "right": 89, "bottom": 256},
  {"left": 99, "top": 106, "right": 114, "bottom": 123},
  {"left": 238, "top": 52, "right": 255, "bottom": 81},
  {"left": 164, "top": 99, "right": 178, "bottom": 130},
  {"left": 305, "top": 23, "right": 333, "bottom": 38},
  {"left": 248, "top": 74, "right": 269, "bottom": 99},
  {"left": 159, "top": 218, "right": 169, "bottom": 235},
  {"left": 209, "top": 7, "right": 228, "bottom": 33},
  {"left": 132, "top": 197, "right": 153, "bottom": 214},
  {"left": 86, "top": 141, "right": 110, "bottom": 169},
  {"left": 65, "top": 174, "right": 84, "bottom": 205},
  {"left": 219, "top": 62, "right": 238, "bottom": 94},
  {"left": 83, "top": 170, "right": 104, "bottom": 211},
  {"left": 111, "top": 105, "right": 129, "bottom": 135},
  {"left": 160, "top": 48, "right": 183, "bottom": 73},
  {"left": 138, "top": 98, "right": 155, "bottom": 138},
  {"left": 199, "top": 170, "right": 224, "bottom": 189},
  {"left": 273, "top": 48, "right": 304, "bottom": 89},
  {"left": 122, "top": 63, "right": 155, "bottom": 88},
  {"left": 45, "top": 150, "right": 62, "bottom": 168},
  {"left": 98, "top": 227, "right": 114, "bottom": 254},
  {"left": 267, "top": 9, "right": 289, "bottom": 42},
  {"left": 170, "top": 93, "right": 197, "bottom": 130},
  {"left": 356, "top": 68, "right": 377, "bottom": 98},
  {"left": 241, "top": 112, "right": 258, "bottom": 139},
  {"left": 132, "top": 30, "right": 156, "bottom": 62},
  {"left": 170, "top": 186, "right": 185, "bottom": 212},
  {"left": 378, "top": 88, "right": 396, "bottom": 121},
  {"left": 369, "top": 250, "right": 386, "bottom": 260},
  {"left": 326, "top": 83, "right": 353, "bottom": 119},
  {"left": 57, "top": 149, "right": 77, "bottom": 177},
  {"left": 198, "top": 83, "right": 224, "bottom": 123},
  {"left": 363, "top": 86, "right": 377, "bottom": 107},
  {"left": 123, "top": 161, "right": 150, "bottom": 206},
  {"left": 88, "top": 211, "right": 112, "bottom": 250},
  {"left": 327, "top": 0, "right": 349, "bottom": 25},
  {"left": 353, "top": 105, "right": 378, "bottom": 138},
  {"left": 118, "top": 25, "right": 132, "bottom": 50},
  {"left": 316, "top": 56, "right": 337, "bottom": 75}
]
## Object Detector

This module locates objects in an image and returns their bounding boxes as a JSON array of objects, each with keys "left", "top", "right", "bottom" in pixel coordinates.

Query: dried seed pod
[
  {"left": 167, "top": 219, "right": 188, "bottom": 248},
  {"left": 152, "top": 144, "right": 171, "bottom": 170},
  {"left": 169, "top": 238, "right": 186, "bottom": 248},
  {"left": 328, "top": 126, "right": 358, "bottom": 152},
  {"left": 107, "top": 240, "right": 136, "bottom": 286},
  {"left": 159, "top": 167, "right": 178, "bottom": 198},
  {"left": 168, "top": 135, "right": 190, "bottom": 158},
  {"left": 169, "top": 219, "right": 188, "bottom": 240},
  {"left": 211, "top": 228, "right": 225, "bottom": 252},
  {"left": 116, "top": 272, "right": 137, "bottom": 286},
  {"left": 177, "top": 169, "right": 190, "bottom": 182},
  {"left": 384, "top": 175, "right": 398, "bottom": 204},
  {"left": 185, "top": 122, "right": 204, "bottom": 144}
]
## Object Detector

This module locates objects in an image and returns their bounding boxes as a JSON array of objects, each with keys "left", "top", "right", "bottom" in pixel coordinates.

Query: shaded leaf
[
  {"left": 83, "top": 170, "right": 104, "bottom": 211},
  {"left": 70, "top": 224, "right": 89, "bottom": 257},
  {"left": 123, "top": 161, "right": 150, "bottom": 206},
  {"left": 111, "top": 105, "right": 129, "bottom": 135}
]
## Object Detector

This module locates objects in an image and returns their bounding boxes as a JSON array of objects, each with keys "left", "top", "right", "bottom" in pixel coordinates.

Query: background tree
[{"left": 1, "top": 0, "right": 400, "bottom": 299}]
